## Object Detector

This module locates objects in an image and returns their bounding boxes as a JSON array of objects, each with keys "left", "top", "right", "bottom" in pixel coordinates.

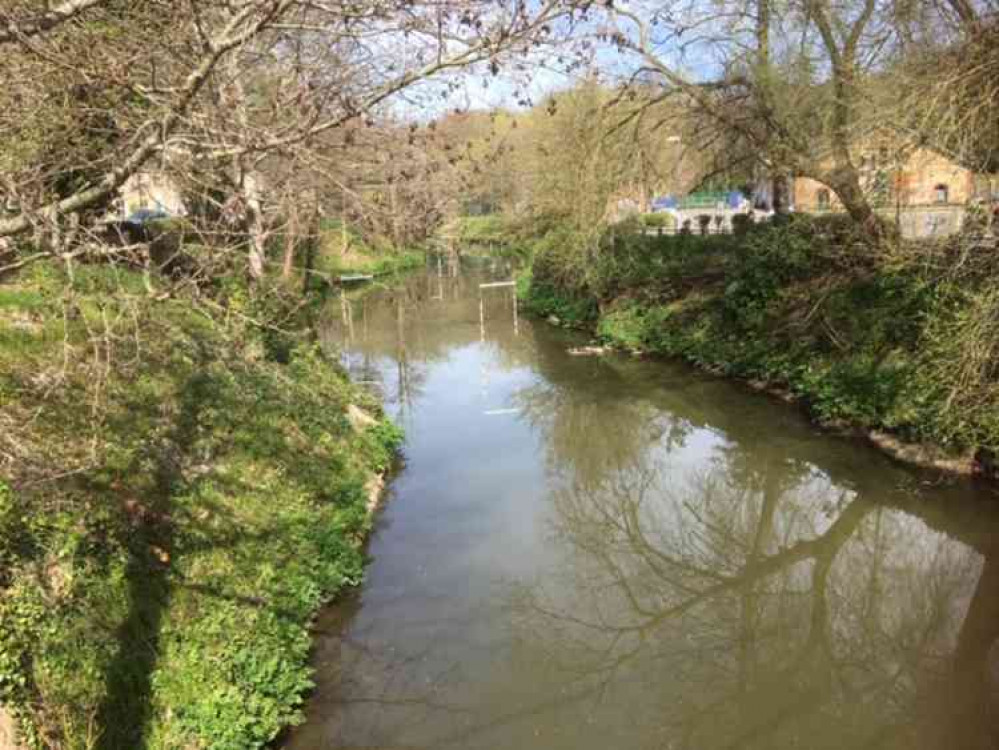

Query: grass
[
  {"left": 455, "top": 214, "right": 511, "bottom": 245},
  {"left": 321, "top": 248, "right": 426, "bottom": 277},
  {"left": 315, "top": 219, "right": 426, "bottom": 278},
  {"left": 0, "top": 262, "right": 402, "bottom": 748}
]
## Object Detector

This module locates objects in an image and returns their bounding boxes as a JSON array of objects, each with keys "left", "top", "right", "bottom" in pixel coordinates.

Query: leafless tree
[{"left": 0, "top": 0, "right": 584, "bottom": 278}]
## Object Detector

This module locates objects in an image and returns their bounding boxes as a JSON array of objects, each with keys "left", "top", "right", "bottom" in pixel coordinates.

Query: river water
[{"left": 287, "top": 264, "right": 999, "bottom": 750}]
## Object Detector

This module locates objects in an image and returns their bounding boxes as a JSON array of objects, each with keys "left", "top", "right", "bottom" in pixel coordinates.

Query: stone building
[
  {"left": 113, "top": 170, "right": 186, "bottom": 218},
  {"left": 793, "top": 141, "right": 997, "bottom": 237}
]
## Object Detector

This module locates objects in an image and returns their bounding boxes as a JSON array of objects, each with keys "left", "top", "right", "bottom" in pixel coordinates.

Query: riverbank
[
  {"left": 318, "top": 248, "right": 425, "bottom": 280},
  {"left": 518, "top": 217, "right": 999, "bottom": 478},
  {"left": 314, "top": 219, "right": 426, "bottom": 280},
  {"left": 0, "top": 263, "right": 402, "bottom": 748}
]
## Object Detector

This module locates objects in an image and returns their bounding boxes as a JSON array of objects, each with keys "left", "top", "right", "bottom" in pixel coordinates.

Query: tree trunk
[
  {"left": 281, "top": 193, "right": 298, "bottom": 281},
  {"left": 239, "top": 165, "right": 267, "bottom": 280},
  {"left": 301, "top": 194, "right": 320, "bottom": 296},
  {"left": 246, "top": 201, "right": 266, "bottom": 280},
  {"left": 772, "top": 173, "right": 789, "bottom": 215},
  {"left": 823, "top": 163, "right": 891, "bottom": 242}
]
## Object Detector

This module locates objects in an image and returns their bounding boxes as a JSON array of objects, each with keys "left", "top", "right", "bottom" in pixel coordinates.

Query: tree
[
  {"left": 0, "top": 0, "right": 584, "bottom": 276},
  {"left": 601, "top": 0, "right": 992, "bottom": 239}
]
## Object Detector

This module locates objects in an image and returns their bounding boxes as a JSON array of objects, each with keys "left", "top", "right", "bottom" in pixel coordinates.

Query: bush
[
  {"left": 732, "top": 213, "right": 754, "bottom": 235},
  {"left": 640, "top": 213, "right": 674, "bottom": 230},
  {"left": 804, "top": 212, "right": 864, "bottom": 243}
]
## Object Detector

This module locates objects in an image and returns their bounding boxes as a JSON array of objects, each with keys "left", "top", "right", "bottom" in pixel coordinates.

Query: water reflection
[
  {"left": 289, "top": 269, "right": 999, "bottom": 750},
  {"left": 516, "top": 461, "right": 998, "bottom": 749}
]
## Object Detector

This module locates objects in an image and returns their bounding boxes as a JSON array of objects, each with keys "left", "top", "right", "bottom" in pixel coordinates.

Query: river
[{"left": 286, "top": 263, "right": 999, "bottom": 750}]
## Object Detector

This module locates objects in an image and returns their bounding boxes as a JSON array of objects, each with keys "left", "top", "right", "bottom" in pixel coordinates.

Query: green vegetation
[
  {"left": 316, "top": 219, "right": 426, "bottom": 277},
  {"left": 520, "top": 217, "right": 999, "bottom": 459},
  {"left": 455, "top": 215, "right": 512, "bottom": 246},
  {"left": 0, "top": 263, "right": 402, "bottom": 748},
  {"left": 639, "top": 213, "right": 674, "bottom": 230},
  {"left": 319, "top": 247, "right": 425, "bottom": 277}
]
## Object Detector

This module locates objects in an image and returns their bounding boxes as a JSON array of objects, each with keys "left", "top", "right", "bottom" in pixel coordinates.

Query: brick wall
[
  {"left": 794, "top": 176, "right": 840, "bottom": 211},
  {"left": 901, "top": 148, "right": 975, "bottom": 205},
  {"left": 793, "top": 145, "right": 979, "bottom": 212}
]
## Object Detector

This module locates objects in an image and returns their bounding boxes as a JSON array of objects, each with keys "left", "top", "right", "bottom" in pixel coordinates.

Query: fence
[
  {"left": 646, "top": 207, "right": 765, "bottom": 236},
  {"left": 643, "top": 204, "right": 985, "bottom": 239}
]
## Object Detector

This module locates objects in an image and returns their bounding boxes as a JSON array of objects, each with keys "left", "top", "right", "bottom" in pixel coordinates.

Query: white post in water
[
  {"left": 479, "top": 290, "right": 485, "bottom": 343},
  {"left": 340, "top": 289, "right": 354, "bottom": 344},
  {"left": 478, "top": 281, "right": 518, "bottom": 338},
  {"left": 512, "top": 287, "right": 519, "bottom": 335}
]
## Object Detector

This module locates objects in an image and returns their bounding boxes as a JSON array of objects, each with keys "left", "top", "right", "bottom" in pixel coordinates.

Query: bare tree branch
[{"left": 0, "top": 0, "right": 107, "bottom": 45}]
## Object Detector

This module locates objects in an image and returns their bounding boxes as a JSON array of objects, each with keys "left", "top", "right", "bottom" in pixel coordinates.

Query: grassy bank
[
  {"left": 0, "top": 263, "right": 402, "bottom": 748},
  {"left": 519, "top": 217, "right": 999, "bottom": 473},
  {"left": 453, "top": 215, "right": 510, "bottom": 247},
  {"left": 315, "top": 219, "right": 426, "bottom": 277},
  {"left": 445, "top": 215, "right": 535, "bottom": 263}
]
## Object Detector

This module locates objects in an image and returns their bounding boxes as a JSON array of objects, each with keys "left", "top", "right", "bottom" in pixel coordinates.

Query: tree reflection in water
[{"left": 512, "top": 387, "right": 998, "bottom": 749}]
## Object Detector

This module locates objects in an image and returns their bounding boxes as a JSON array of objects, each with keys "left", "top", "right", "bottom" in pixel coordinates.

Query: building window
[
  {"left": 817, "top": 188, "right": 831, "bottom": 209},
  {"left": 934, "top": 184, "right": 949, "bottom": 204}
]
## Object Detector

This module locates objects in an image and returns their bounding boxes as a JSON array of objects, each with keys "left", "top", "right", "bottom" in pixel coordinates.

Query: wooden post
[
  {"left": 341, "top": 186, "right": 348, "bottom": 255},
  {"left": 281, "top": 189, "right": 298, "bottom": 281}
]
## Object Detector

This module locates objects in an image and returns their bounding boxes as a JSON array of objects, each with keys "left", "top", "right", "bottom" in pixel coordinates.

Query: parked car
[
  {"left": 123, "top": 208, "right": 170, "bottom": 227},
  {"left": 101, "top": 208, "right": 171, "bottom": 246}
]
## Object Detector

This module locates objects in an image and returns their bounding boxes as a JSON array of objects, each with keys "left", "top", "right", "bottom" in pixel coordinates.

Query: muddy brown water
[{"left": 285, "top": 264, "right": 999, "bottom": 750}]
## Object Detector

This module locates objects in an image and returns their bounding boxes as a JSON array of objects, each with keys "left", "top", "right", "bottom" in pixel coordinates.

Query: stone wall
[
  {"left": 790, "top": 201, "right": 967, "bottom": 238},
  {"left": 894, "top": 205, "right": 968, "bottom": 238}
]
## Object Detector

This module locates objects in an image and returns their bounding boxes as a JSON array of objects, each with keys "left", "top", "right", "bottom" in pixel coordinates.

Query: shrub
[
  {"left": 640, "top": 213, "right": 673, "bottom": 230},
  {"left": 805, "top": 213, "right": 864, "bottom": 244},
  {"left": 732, "top": 213, "right": 754, "bottom": 235}
]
